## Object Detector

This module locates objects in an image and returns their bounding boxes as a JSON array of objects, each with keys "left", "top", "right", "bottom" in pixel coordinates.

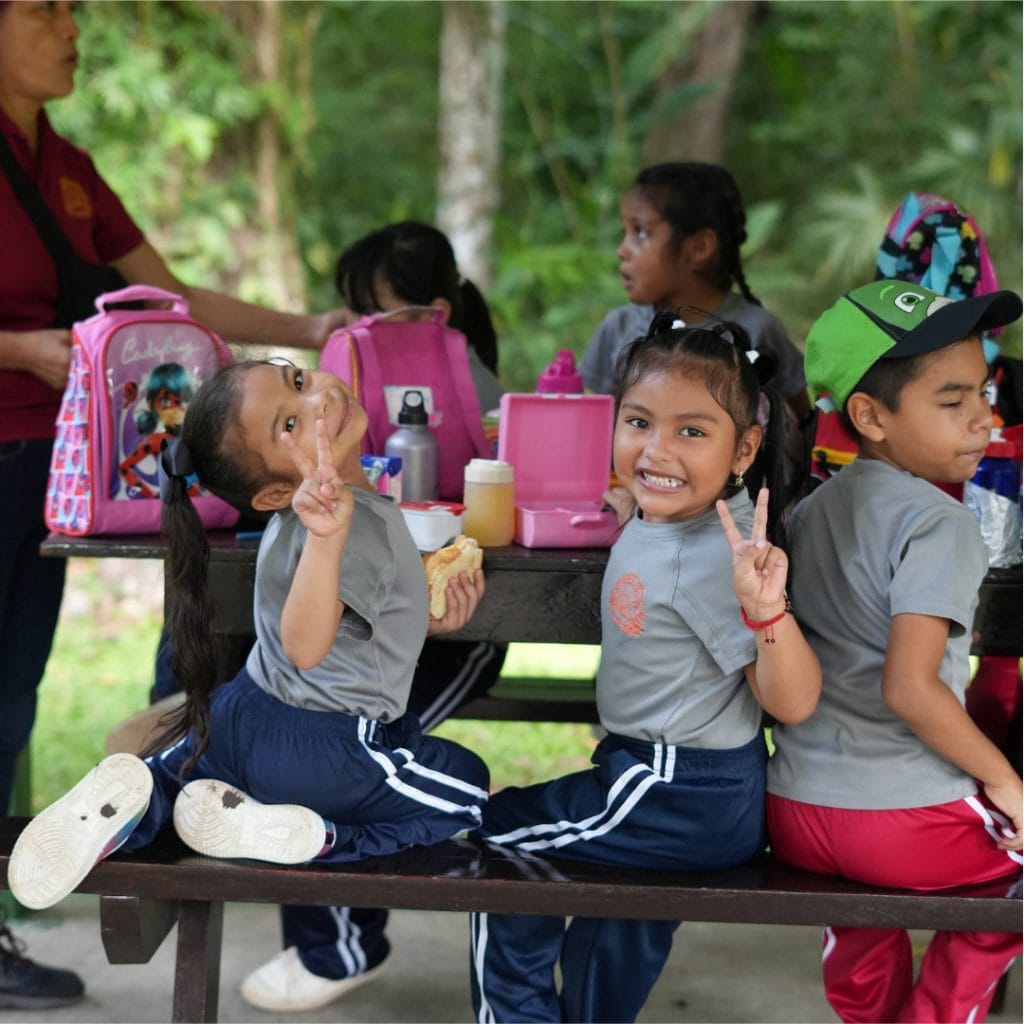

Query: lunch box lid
[{"left": 497, "top": 392, "right": 614, "bottom": 503}]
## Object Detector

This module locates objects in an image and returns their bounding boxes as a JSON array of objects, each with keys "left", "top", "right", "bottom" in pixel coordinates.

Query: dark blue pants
[
  {"left": 470, "top": 732, "right": 768, "bottom": 1023},
  {"left": 281, "top": 639, "right": 506, "bottom": 979},
  {"left": 124, "top": 669, "right": 490, "bottom": 860},
  {"left": 0, "top": 439, "right": 66, "bottom": 814}
]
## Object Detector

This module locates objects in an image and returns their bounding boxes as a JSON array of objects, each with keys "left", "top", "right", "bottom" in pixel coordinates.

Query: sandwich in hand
[{"left": 423, "top": 534, "right": 483, "bottom": 619}]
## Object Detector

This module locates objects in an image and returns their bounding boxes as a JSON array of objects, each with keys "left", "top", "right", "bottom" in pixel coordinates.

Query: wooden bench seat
[
  {"left": 451, "top": 676, "right": 598, "bottom": 722},
  {"left": 0, "top": 816, "right": 1017, "bottom": 1022}
]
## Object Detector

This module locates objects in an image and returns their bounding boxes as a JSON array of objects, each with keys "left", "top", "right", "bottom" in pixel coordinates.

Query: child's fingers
[
  {"left": 281, "top": 431, "right": 316, "bottom": 479},
  {"left": 315, "top": 419, "right": 335, "bottom": 471},
  {"left": 751, "top": 488, "right": 769, "bottom": 546},
  {"left": 716, "top": 499, "right": 743, "bottom": 549}
]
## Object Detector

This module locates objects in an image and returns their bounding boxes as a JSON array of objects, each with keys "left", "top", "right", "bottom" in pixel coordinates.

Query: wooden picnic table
[{"left": 40, "top": 529, "right": 1021, "bottom": 647}]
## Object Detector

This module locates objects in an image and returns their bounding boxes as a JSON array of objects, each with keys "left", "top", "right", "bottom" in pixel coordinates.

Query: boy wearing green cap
[{"left": 767, "top": 280, "right": 1022, "bottom": 1023}]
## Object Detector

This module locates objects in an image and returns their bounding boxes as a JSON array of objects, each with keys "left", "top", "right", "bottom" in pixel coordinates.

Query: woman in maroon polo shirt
[{"left": 0, "top": 3, "right": 350, "bottom": 1008}]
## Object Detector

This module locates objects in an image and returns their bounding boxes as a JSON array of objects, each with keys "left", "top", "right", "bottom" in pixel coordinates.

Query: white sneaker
[
  {"left": 240, "top": 947, "right": 387, "bottom": 1012},
  {"left": 8, "top": 753, "right": 152, "bottom": 910},
  {"left": 172, "top": 780, "right": 326, "bottom": 864}
]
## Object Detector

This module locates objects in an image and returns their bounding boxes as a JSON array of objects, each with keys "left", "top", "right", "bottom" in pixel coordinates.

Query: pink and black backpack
[{"left": 45, "top": 285, "right": 239, "bottom": 535}]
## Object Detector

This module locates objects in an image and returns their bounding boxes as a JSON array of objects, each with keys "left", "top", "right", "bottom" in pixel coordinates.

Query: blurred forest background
[{"left": 53, "top": 0, "right": 1022, "bottom": 390}]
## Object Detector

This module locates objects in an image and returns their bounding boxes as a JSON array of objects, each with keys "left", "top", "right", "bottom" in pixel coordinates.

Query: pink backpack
[
  {"left": 45, "top": 285, "right": 240, "bottom": 535},
  {"left": 320, "top": 309, "right": 491, "bottom": 501}
]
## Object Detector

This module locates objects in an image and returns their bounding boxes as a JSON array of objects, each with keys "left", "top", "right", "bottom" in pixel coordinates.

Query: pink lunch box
[{"left": 497, "top": 392, "right": 622, "bottom": 548}]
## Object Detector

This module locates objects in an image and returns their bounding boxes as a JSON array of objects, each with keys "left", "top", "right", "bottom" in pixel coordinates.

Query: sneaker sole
[
  {"left": 7, "top": 753, "right": 152, "bottom": 910},
  {"left": 173, "top": 780, "right": 325, "bottom": 864}
]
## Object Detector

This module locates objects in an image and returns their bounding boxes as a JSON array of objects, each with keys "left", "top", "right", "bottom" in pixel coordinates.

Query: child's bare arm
[
  {"left": 717, "top": 490, "right": 821, "bottom": 724},
  {"left": 280, "top": 420, "right": 354, "bottom": 668},
  {"left": 883, "top": 613, "right": 1022, "bottom": 850}
]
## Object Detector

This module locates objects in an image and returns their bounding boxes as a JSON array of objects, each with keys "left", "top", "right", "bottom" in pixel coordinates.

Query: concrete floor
[{"left": 0, "top": 895, "right": 1019, "bottom": 1024}]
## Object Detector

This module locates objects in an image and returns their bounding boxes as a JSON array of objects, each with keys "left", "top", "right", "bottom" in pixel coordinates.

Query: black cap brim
[{"left": 884, "top": 290, "right": 1023, "bottom": 359}]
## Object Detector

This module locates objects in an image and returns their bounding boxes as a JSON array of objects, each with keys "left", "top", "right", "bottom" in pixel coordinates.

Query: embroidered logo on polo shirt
[
  {"left": 59, "top": 176, "right": 93, "bottom": 219},
  {"left": 609, "top": 572, "right": 645, "bottom": 636}
]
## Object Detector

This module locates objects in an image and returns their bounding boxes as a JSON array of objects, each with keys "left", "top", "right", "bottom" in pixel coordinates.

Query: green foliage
[
  {"left": 49, "top": 1, "right": 1023, "bottom": 373},
  {"left": 731, "top": 0, "right": 1022, "bottom": 352}
]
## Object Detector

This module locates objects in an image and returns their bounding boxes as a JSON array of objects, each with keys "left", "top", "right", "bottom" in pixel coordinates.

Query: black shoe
[{"left": 0, "top": 922, "right": 84, "bottom": 1009}]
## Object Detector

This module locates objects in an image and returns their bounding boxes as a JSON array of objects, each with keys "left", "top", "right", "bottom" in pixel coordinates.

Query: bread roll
[{"left": 423, "top": 534, "right": 482, "bottom": 619}]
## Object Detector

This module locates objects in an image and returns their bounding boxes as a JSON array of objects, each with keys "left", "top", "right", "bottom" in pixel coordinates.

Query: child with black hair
[
  {"left": 470, "top": 313, "right": 820, "bottom": 1023},
  {"left": 768, "top": 280, "right": 1023, "bottom": 1023},
  {"left": 580, "top": 162, "right": 810, "bottom": 422},
  {"left": 239, "top": 220, "right": 510, "bottom": 1013},
  {"left": 9, "top": 361, "right": 490, "bottom": 914},
  {"left": 335, "top": 219, "right": 503, "bottom": 415}
]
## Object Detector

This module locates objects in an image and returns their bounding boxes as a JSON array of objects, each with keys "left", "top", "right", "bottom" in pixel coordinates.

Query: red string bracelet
[{"left": 740, "top": 600, "right": 791, "bottom": 644}]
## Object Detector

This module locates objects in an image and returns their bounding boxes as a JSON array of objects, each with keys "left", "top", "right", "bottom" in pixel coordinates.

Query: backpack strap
[{"left": 438, "top": 324, "right": 491, "bottom": 460}]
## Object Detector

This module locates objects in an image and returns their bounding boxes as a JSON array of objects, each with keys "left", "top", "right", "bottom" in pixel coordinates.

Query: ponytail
[
  {"left": 139, "top": 362, "right": 267, "bottom": 772},
  {"left": 140, "top": 438, "right": 220, "bottom": 774},
  {"left": 457, "top": 278, "right": 499, "bottom": 374}
]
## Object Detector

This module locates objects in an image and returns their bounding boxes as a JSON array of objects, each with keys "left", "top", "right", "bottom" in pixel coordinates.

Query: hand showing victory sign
[
  {"left": 281, "top": 419, "right": 354, "bottom": 539},
  {"left": 716, "top": 488, "right": 789, "bottom": 618}
]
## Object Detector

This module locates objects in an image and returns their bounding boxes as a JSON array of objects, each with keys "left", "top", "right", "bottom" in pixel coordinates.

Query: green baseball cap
[{"left": 805, "top": 280, "right": 1022, "bottom": 411}]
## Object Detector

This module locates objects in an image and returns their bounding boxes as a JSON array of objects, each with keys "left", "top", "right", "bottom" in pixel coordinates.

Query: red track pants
[{"left": 768, "top": 793, "right": 1022, "bottom": 1023}]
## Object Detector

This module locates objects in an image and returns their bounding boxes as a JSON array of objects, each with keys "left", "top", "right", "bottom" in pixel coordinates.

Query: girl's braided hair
[{"left": 633, "top": 163, "right": 760, "bottom": 306}]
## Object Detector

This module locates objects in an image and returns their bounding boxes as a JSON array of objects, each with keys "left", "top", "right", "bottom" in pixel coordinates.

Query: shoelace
[{"left": 0, "top": 921, "right": 28, "bottom": 963}]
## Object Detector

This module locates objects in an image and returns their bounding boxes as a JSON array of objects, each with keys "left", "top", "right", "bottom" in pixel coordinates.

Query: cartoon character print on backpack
[
  {"left": 117, "top": 363, "right": 199, "bottom": 499},
  {"left": 45, "top": 284, "right": 240, "bottom": 535}
]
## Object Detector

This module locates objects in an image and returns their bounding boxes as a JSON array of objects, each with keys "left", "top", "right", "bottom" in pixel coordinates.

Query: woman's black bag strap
[{"left": 0, "top": 130, "right": 129, "bottom": 326}]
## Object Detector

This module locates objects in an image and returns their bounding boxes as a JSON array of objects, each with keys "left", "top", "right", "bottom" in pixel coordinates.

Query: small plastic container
[
  {"left": 399, "top": 501, "right": 465, "bottom": 551},
  {"left": 462, "top": 459, "right": 516, "bottom": 547}
]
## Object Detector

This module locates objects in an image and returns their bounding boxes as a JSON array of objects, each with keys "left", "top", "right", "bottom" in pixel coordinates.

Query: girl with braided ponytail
[
  {"left": 581, "top": 162, "right": 811, "bottom": 422},
  {"left": 8, "top": 361, "right": 490, "bottom": 913}
]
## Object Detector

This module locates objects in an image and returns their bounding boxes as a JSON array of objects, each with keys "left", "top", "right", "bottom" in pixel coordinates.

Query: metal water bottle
[{"left": 385, "top": 390, "right": 439, "bottom": 503}]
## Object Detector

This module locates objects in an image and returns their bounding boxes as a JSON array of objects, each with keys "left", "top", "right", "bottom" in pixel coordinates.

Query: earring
[{"left": 731, "top": 471, "right": 745, "bottom": 488}]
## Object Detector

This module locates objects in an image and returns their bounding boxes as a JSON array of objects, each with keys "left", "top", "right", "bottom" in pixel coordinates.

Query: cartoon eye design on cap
[{"left": 895, "top": 291, "right": 926, "bottom": 314}]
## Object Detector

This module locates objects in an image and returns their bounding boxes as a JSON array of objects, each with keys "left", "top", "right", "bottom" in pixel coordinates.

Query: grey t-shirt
[
  {"left": 580, "top": 295, "right": 807, "bottom": 402},
  {"left": 768, "top": 459, "right": 988, "bottom": 809},
  {"left": 247, "top": 486, "right": 429, "bottom": 720},
  {"left": 597, "top": 490, "right": 761, "bottom": 748}
]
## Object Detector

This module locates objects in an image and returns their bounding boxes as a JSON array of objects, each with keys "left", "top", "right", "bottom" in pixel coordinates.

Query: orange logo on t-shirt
[
  {"left": 609, "top": 572, "right": 645, "bottom": 636},
  {"left": 59, "top": 177, "right": 93, "bottom": 219}
]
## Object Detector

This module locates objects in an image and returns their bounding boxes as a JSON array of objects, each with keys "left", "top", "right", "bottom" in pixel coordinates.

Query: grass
[{"left": 28, "top": 560, "right": 599, "bottom": 812}]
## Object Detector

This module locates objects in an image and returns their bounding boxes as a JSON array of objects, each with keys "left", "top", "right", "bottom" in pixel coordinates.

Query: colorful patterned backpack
[{"left": 45, "top": 285, "right": 239, "bottom": 535}]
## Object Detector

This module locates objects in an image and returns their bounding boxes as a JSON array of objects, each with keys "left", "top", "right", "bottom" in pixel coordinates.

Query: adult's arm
[{"left": 112, "top": 241, "right": 352, "bottom": 350}]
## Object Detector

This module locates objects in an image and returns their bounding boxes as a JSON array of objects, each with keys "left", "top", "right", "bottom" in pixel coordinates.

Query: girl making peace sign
[
  {"left": 470, "top": 314, "right": 821, "bottom": 1023},
  {"left": 9, "top": 361, "right": 490, "bottom": 909}
]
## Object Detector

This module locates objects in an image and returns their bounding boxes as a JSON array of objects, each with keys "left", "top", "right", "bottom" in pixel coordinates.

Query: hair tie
[
  {"left": 671, "top": 318, "right": 686, "bottom": 330},
  {"left": 159, "top": 437, "right": 196, "bottom": 503}
]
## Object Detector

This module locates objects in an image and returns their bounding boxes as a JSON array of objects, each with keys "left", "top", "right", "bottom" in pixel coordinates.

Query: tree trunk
[
  {"left": 642, "top": 0, "right": 758, "bottom": 166},
  {"left": 207, "top": 0, "right": 307, "bottom": 314},
  {"left": 436, "top": 0, "right": 507, "bottom": 291}
]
